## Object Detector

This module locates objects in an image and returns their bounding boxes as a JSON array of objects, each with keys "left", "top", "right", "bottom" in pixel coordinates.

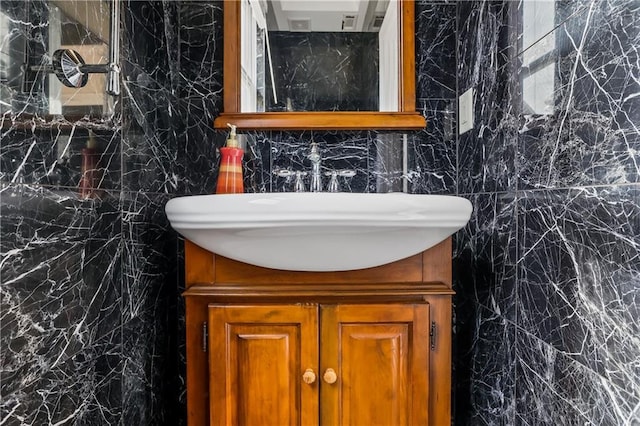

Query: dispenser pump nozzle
[{"left": 225, "top": 123, "right": 239, "bottom": 148}]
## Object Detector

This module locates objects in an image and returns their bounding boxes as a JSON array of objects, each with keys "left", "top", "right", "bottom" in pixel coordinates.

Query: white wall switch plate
[{"left": 459, "top": 88, "right": 474, "bottom": 135}]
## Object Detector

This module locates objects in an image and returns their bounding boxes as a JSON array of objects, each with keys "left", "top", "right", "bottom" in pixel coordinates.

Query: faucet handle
[
  {"left": 274, "top": 169, "right": 308, "bottom": 192},
  {"left": 337, "top": 169, "right": 356, "bottom": 178},
  {"left": 274, "top": 169, "right": 295, "bottom": 178},
  {"left": 294, "top": 170, "right": 308, "bottom": 192},
  {"left": 325, "top": 170, "right": 339, "bottom": 192},
  {"left": 324, "top": 169, "right": 356, "bottom": 192}
]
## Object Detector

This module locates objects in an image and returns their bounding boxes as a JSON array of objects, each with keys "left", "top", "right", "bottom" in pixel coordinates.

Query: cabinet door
[
  {"left": 208, "top": 304, "right": 319, "bottom": 426},
  {"left": 320, "top": 304, "right": 430, "bottom": 426}
]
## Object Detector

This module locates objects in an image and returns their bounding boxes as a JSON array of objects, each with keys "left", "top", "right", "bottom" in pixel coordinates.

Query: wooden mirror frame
[{"left": 213, "top": 0, "right": 426, "bottom": 131}]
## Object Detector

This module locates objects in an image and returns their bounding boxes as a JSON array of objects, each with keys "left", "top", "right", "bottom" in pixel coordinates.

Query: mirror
[
  {"left": 215, "top": 0, "right": 425, "bottom": 130},
  {"left": 0, "top": 0, "right": 119, "bottom": 118}
]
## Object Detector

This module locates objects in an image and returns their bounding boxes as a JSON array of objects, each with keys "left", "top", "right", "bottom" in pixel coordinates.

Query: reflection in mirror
[
  {"left": 521, "top": 0, "right": 555, "bottom": 116},
  {"left": 241, "top": 0, "right": 399, "bottom": 113},
  {"left": 0, "top": 0, "right": 113, "bottom": 118}
]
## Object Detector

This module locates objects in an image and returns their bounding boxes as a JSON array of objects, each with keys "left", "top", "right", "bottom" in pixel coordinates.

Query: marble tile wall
[
  {"left": 455, "top": 0, "right": 640, "bottom": 424},
  {"left": 1, "top": 187, "right": 123, "bottom": 424},
  {"left": 1, "top": 0, "right": 183, "bottom": 424},
  {"left": 8, "top": 0, "right": 635, "bottom": 424}
]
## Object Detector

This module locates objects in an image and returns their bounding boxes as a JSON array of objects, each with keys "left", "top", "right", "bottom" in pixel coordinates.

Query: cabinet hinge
[
  {"left": 202, "top": 321, "right": 208, "bottom": 352},
  {"left": 430, "top": 321, "right": 436, "bottom": 351}
]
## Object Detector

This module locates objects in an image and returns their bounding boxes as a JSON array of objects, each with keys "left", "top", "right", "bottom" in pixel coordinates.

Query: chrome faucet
[
  {"left": 308, "top": 142, "right": 322, "bottom": 192},
  {"left": 275, "top": 143, "right": 356, "bottom": 192}
]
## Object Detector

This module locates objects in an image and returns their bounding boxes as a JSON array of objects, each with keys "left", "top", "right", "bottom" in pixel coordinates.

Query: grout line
[
  {"left": 513, "top": 186, "right": 519, "bottom": 425},
  {"left": 457, "top": 182, "right": 640, "bottom": 198}
]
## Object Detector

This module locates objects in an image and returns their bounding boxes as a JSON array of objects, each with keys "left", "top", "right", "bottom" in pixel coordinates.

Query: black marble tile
[
  {"left": 0, "top": 185, "right": 122, "bottom": 425},
  {"left": 121, "top": 118, "right": 181, "bottom": 193},
  {"left": 121, "top": 238, "right": 182, "bottom": 425},
  {"left": 0, "top": 127, "right": 121, "bottom": 193},
  {"left": 457, "top": 111, "right": 518, "bottom": 195},
  {"left": 516, "top": 330, "right": 640, "bottom": 425},
  {"left": 121, "top": 1, "right": 182, "bottom": 194},
  {"left": 121, "top": 191, "right": 175, "bottom": 246},
  {"left": 416, "top": 3, "right": 457, "bottom": 99},
  {"left": 317, "top": 133, "right": 373, "bottom": 193},
  {"left": 457, "top": 1, "right": 518, "bottom": 194},
  {"left": 240, "top": 131, "right": 272, "bottom": 194},
  {"left": 120, "top": 192, "right": 182, "bottom": 425},
  {"left": 452, "top": 192, "right": 517, "bottom": 424},
  {"left": 517, "top": 0, "right": 640, "bottom": 189},
  {"left": 178, "top": 1, "right": 223, "bottom": 80},
  {"left": 457, "top": 1, "right": 513, "bottom": 99},
  {"left": 453, "top": 306, "right": 516, "bottom": 426},
  {"left": 410, "top": 99, "right": 457, "bottom": 194},
  {"left": 177, "top": 1, "right": 223, "bottom": 126},
  {"left": 1, "top": 1, "right": 191, "bottom": 424},
  {"left": 0, "top": 184, "right": 121, "bottom": 244},
  {"left": 1, "top": 335, "right": 122, "bottom": 426},
  {"left": 518, "top": 187, "right": 640, "bottom": 398},
  {"left": 176, "top": 123, "right": 222, "bottom": 195},
  {"left": 122, "top": 0, "right": 177, "bottom": 88},
  {"left": 454, "top": 192, "right": 517, "bottom": 319}
]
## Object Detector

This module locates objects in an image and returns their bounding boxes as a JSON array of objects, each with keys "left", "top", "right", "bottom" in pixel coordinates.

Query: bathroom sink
[{"left": 165, "top": 193, "right": 472, "bottom": 272}]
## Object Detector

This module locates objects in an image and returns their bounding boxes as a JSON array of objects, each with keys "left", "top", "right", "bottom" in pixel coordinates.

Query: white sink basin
[{"left": 165, "top": 193, "right": 472, "bottom": 272}]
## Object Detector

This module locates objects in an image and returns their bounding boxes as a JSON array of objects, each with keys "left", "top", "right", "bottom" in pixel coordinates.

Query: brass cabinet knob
[
  {"left": 302, "top": 368, "right": 316, "bottom": 384},
  {"left": 323, "top": 368, "right": 337, "bottom": 384}
]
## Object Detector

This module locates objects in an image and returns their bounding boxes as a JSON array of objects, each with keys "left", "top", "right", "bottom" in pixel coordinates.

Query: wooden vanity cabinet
[{"left": 183, "top": 238, "right": 454, "bottom": 426}]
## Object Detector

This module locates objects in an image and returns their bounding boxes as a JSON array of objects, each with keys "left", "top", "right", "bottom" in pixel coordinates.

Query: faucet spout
[{"left": 308, "top": 142, "right": 322, "bottom": 192}]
